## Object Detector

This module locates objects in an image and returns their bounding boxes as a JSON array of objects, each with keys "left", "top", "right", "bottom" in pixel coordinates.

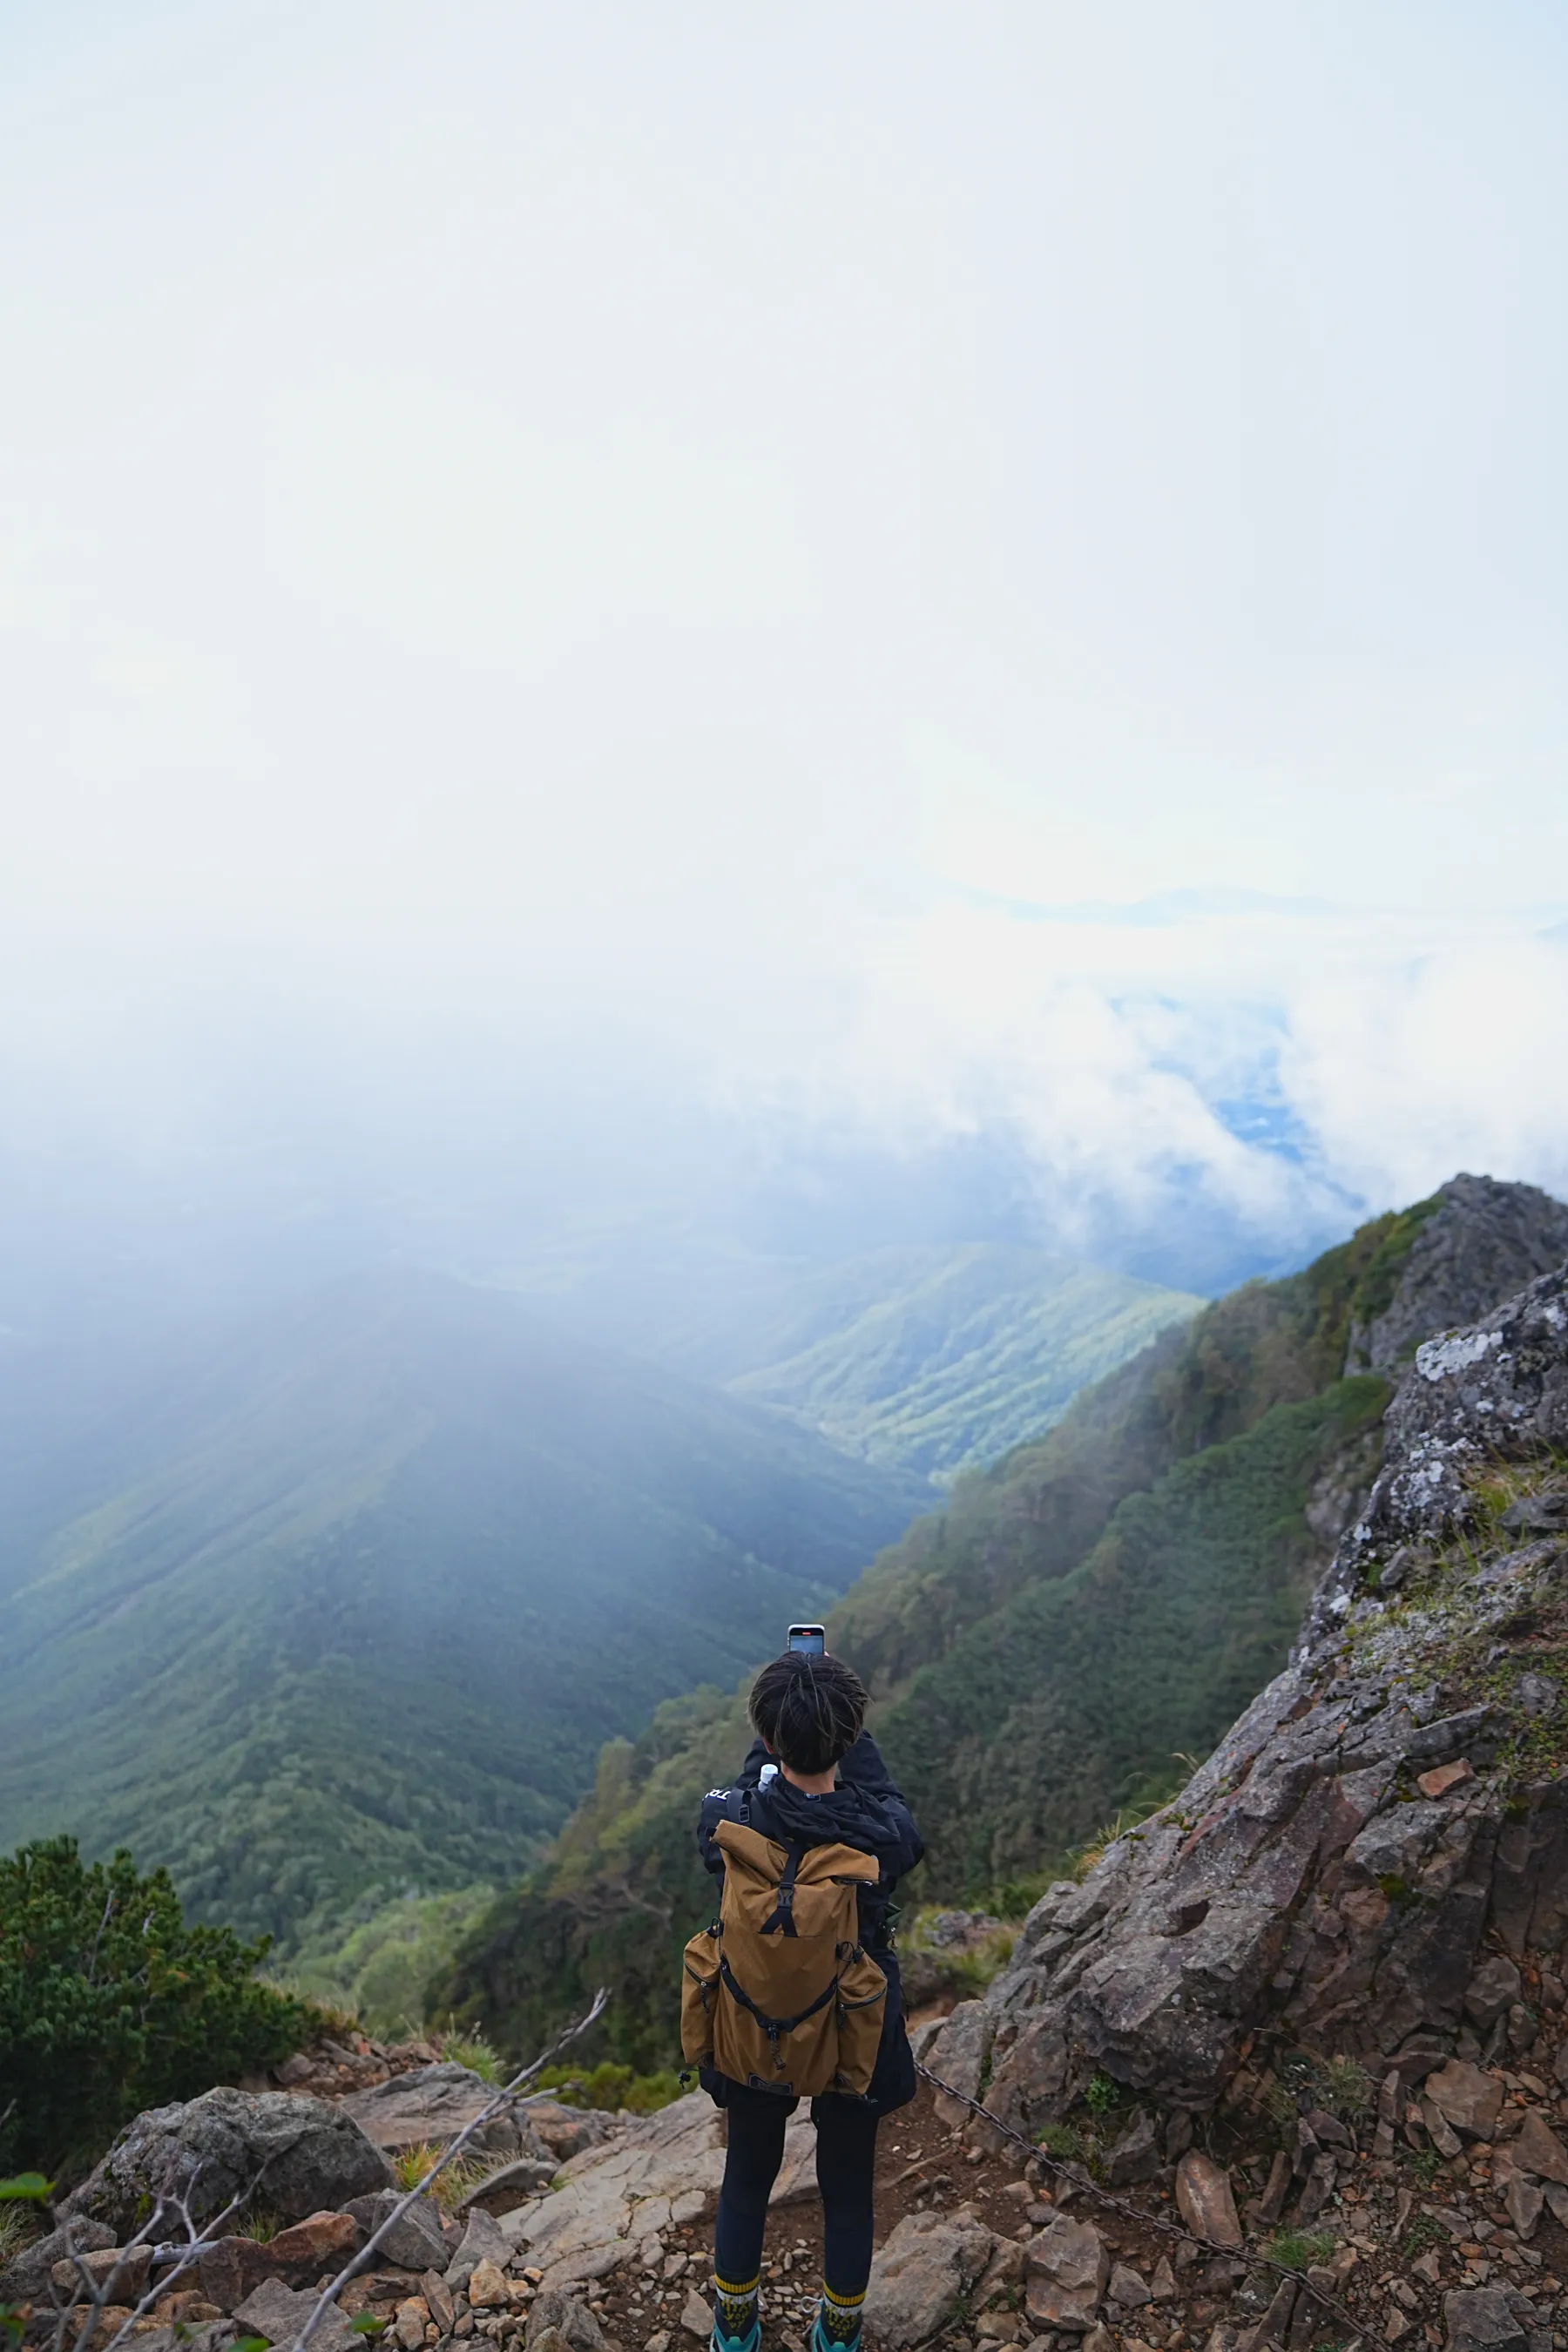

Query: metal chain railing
[{"left": 912, "top": 2060, "right": 1370, "bottom": 2351}]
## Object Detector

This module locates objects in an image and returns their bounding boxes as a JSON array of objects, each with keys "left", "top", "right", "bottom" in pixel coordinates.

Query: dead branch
[
  {"left": 39, "top": 2158, "right": 272, "bottom": 2352},
  {"left": 286, "top": 1986, "right": 611, "bottom": 2352}
]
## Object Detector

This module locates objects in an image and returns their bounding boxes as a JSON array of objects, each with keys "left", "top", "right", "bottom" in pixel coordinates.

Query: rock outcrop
[
  {"left": 1345, "top": 1175, "right": 1568, "bottom": 1376},
  {"left": 930, "top": 1258, "right": 1568, "bottom": 2132},
  {"left": 63, "top": 2086, "right": 393, "bottom": 2232},
  {"left": 339, "top": 2065, "right": 555, "bottom": 2161},
  {"left": 495, "top": 2092, "right": 819, "bottom": 2293}
]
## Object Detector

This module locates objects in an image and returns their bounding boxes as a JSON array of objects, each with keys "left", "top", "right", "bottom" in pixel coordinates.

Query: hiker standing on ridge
[{"left": 683, "top": 1651, "right": 924, "bottom": 2352}]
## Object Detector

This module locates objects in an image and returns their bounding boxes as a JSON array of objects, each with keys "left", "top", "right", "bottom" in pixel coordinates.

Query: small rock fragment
[
  {"left": 1504, "top": 2176, "right": 1544, "bottom": 2239},
  {"left": 1442, "top": 2287, "right": 1530, "bottom": 2352},
  {"left": 1175, "top": 2152, "right": 1243, "bottom": 2249},
  {"left": 1106, "top": 2112, "right": 1161, "bottom": 2188},
  {"left": 679, "top": 2288, "right": 712, "bottom": 2340},
  {"left": 1424, "top": 2062, "right": 1505, "bottom": 2140},
  {"left": 1418, "top": 1761, "right": 1474, "bottom": 1799},
  {"left": 469, "top": 2261, "right": 511, "bottom": 2310},
  {"left": 394, "top": 2295, "right": 431, "bottom": 2350},
  {"left": 1511, "top": 2109, "right": 1568, "bottom": 2184},
  {"left": 1465, "top": 1958, "right": 1524, "bottom": 2031},
  {"left": 1024, "top": 2215, "right": 1110, "bottom": 2331},
  {"left": 1110, "top": 2264, "right": 1152, "bottom": 2308}
]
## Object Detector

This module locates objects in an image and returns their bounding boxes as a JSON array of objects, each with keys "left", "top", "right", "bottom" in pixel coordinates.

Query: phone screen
[{"left": 787, "top": 1623, "right": 827, "bottom": 1655}]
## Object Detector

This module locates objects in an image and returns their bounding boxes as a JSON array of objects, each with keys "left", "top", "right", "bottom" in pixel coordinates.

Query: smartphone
[{"left": 787, "top": 1623, "right": 827, "bottom": 1655}]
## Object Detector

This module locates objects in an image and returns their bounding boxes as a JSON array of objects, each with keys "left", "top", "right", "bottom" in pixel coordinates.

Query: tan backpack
[{"left": 681, "top": 1816, "right": 889, "bottom": 2099}]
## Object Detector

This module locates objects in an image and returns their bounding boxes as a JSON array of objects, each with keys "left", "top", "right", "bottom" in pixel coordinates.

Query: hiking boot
[
  {"left": 709, "top": 2315, "right": 761, "bottom": 2352},
  {"left": 809, "top": 2301, "right": 863, "bottom": 2352}
]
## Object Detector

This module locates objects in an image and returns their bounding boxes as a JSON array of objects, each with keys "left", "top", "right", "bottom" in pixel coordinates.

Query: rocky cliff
[
  {"left": 929, "top": 1253, "right": 1568, "bottom": 2134},
  {"left": 841, "top": 1174, "right": 1568, "bottom": 1900}
]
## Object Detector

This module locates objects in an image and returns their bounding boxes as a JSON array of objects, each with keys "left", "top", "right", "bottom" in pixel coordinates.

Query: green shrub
[
  {"left": 532, "top": 2062, "right": 683, "bottom": 2114},
  {"left": 0, "top": 1835, "right": 313, "bottom": 2175}
]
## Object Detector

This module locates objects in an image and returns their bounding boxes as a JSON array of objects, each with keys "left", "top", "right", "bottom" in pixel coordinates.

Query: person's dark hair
[{"left": 750, "top": 1651, "right": 868, "bottom": 1776}]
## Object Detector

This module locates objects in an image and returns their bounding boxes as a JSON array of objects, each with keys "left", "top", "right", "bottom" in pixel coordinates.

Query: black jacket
[{"left": 694, "top": 1730, "right": 924, "bottom": 2112}]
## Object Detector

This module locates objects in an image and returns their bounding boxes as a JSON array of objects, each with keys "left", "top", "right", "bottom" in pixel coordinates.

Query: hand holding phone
[{"left": 787, "top": 1622, "right": 826, "bottom": 1655}]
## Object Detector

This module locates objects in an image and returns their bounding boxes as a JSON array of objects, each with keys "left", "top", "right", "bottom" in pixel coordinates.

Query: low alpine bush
[{"left": 0, "top": 1835, "right": 313, "bottom": 2176}]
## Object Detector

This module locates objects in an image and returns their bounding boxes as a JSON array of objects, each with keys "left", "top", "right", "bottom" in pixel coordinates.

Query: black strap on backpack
[
  {"left": 760, "top": 1842, "right": 803, "bottom": 1937},
  {"left": 719, "top": 1955, "right": 837, "bottom": 2045}
]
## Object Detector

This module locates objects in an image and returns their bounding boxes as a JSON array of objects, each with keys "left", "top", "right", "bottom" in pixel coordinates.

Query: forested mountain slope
[
  {"left": 436, "top": 1174, "right": 1568, "bottom": 2065},
  {"left": 0, "top": 1269, "right": 926, "bottom": 1950},
  {"left": 844, "top": 1173, "right": 1568, "bottom": 1891},
  {"left": 499, "top": 1240, "right": 1202, "bottom": 1478}
]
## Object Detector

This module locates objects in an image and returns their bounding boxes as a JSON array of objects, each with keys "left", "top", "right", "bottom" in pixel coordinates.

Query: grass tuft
[{"left": 1265, "top": 2229, "right": 1337, "bottom": 2273}]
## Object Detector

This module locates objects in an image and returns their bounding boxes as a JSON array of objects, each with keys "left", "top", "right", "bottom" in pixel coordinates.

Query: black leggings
[{"left": 713, "top": 2086, "right": 881, "bottom": 2296}]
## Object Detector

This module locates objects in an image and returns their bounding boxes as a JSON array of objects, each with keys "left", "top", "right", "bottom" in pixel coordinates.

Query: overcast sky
[{"left": 3, "top": 2, "right": 1565, "bottom": 1293}]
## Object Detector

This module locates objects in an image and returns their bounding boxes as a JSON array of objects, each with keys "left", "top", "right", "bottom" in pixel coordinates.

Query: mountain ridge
[
  {"left": 434, "top": 1173, "right": 1568, "bottom": 2065},
  {"left": 0, "top": 1267, "right": 928, "bottom": 1950}
]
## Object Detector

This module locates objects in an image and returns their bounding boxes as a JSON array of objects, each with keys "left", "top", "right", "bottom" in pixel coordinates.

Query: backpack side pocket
[
  {"left": 829, "top": 1943, "right": 887, "bottom": 2097},
  {"left": 680, "top": 1925, "right": 723, "bottom": 2065}
]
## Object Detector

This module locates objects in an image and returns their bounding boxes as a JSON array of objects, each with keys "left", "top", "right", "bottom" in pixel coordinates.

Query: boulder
[
  {"left": 1024, "top": 2214, "right": 1109, "bottom": 2332},
  {"left": 1511, "top": 2108, "right": 1568, "bottom": 2184},
  {"left": 232, "top": 2274, "right": 359, "bottom": 2351},
  {"left": 0, "top": 2219, "right": 117, "bottom": 2307},
  {"left": 342, "top": 2190, "right": 449, "bottom": 2273},
  {"left": 864, "top": 2208, "right": 996, "bottom": 2348},
  {"left": 339, "top": 2064, "right": 551, "bottom": 2160},
  {"left": 1174, "top": 2153, "right": 1242, "bottom": 2249},
  {"left": 1443, "top": 2289, "right": 1531, "bottom": 2352},
  {"left": 1424, "top": 2062, "right": 1504, "bottom": 2140},
  {"left": 64, "top": 2087, "right": 392, "bottom": 2233}
]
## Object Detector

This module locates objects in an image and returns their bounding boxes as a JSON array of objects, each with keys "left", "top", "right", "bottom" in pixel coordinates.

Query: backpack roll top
[{"left": 683, "top": 1818, "right": 888, "bottom": 2099}]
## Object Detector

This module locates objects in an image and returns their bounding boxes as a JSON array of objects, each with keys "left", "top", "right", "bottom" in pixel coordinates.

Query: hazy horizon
[{"left": 3, "top": 3, "right": 1566, "bottom": 1323}]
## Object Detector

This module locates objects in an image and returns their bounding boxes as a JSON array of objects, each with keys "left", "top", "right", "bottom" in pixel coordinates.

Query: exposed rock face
[
  {"left": 339, "top": 2064, "right": 552, "bottom": 2160},
  {"left": 63, "top": 2086, "right": 392, "bottom": 2232},
  {"left": 1344, "top": 1174, "right": 1568, "bottom": 1375},
  {"left": 494, "top": 2092, "right": 808, "bottom": 2293},
  {"left": 930, "top": 1257, "right": 1568, "bottom": 2130}
]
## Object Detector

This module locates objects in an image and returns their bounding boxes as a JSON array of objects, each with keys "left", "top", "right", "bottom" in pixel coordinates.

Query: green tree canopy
[{"left": 0, "top": 1835, "right": 311, "bottom": 2176}]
